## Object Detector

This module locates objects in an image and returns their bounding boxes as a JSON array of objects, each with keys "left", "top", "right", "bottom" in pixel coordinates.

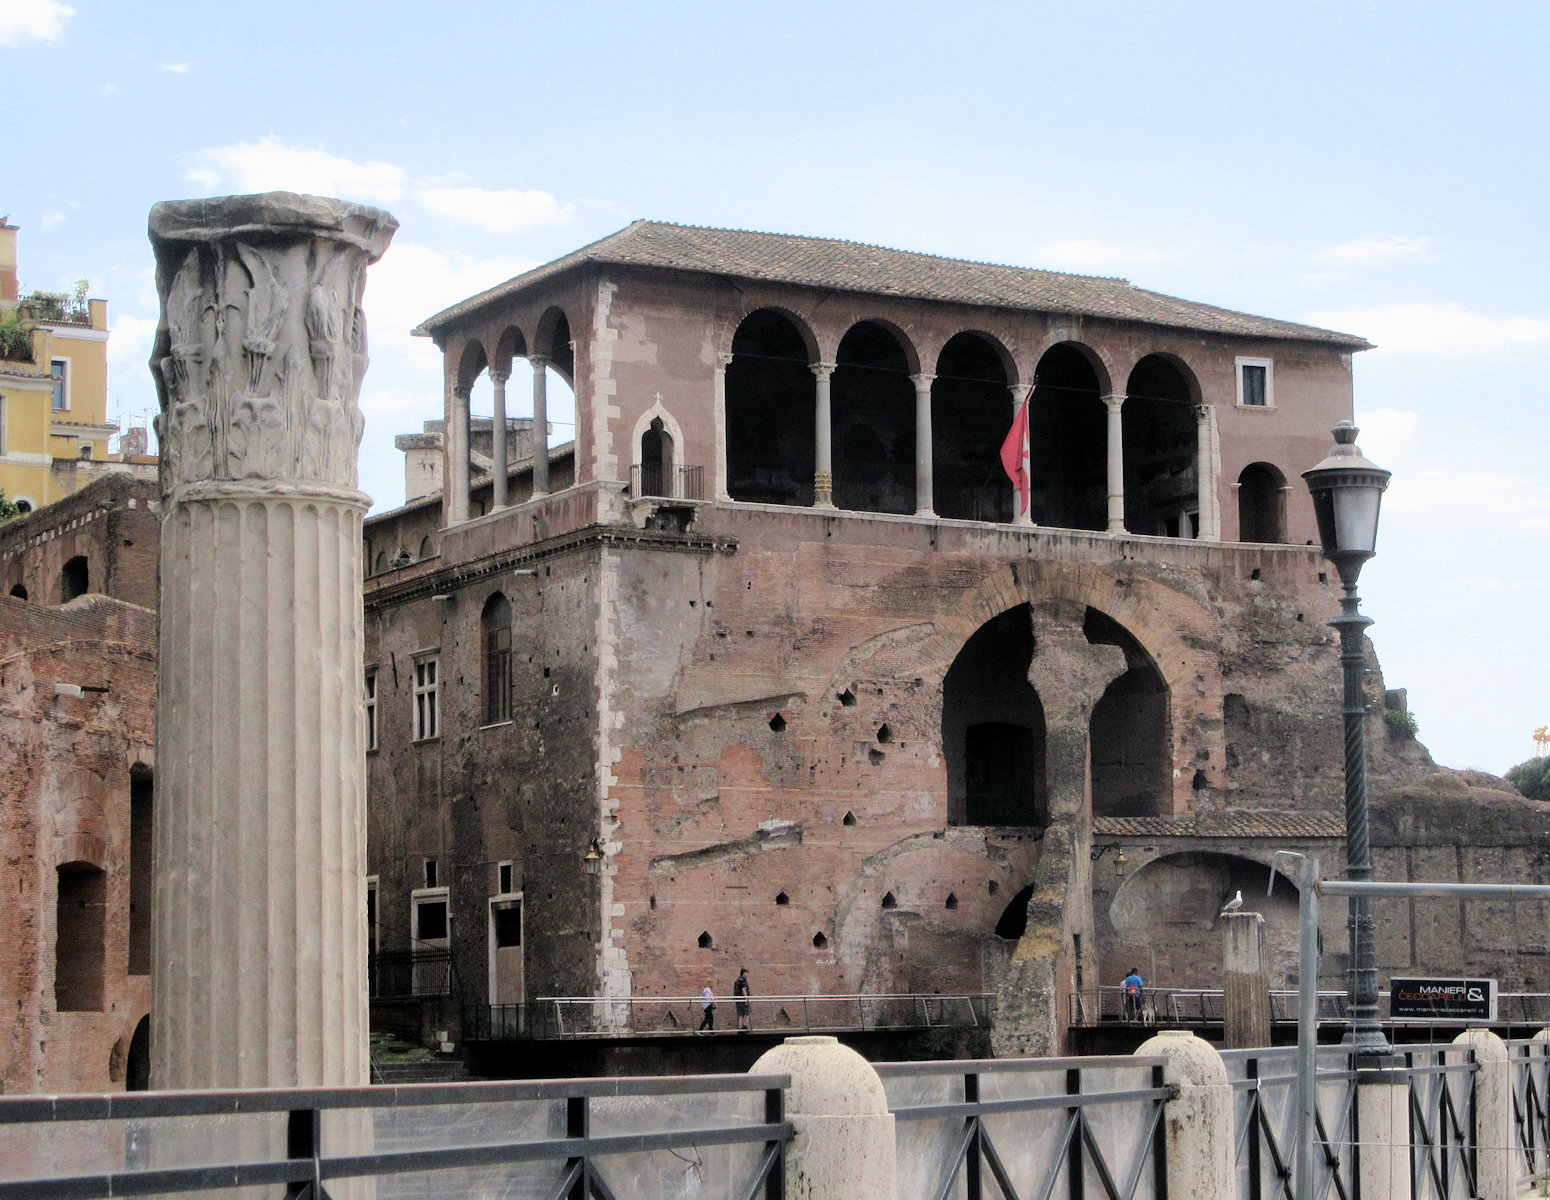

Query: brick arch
[
  {"left": 1126, "top": 350, "right": 1204, "bottom": 406},
  {"left": 835, "top": 315, "right": 922, "bottom": 377},
  {"left": 936, "top": 328, "right": 1020, "bottom": 388},
  {"left": 1033, "top": 333, "right": 1117, "bottom": 397},
  {"left": 455, "top": 338, "right": 489, "bottom": 391},
  {"left": 52, "top": 769, "right": 109, "bottom": 868},
  {"left": 721, "top": 305, "right": 820, "bottom": 364},
  {"left": 491, "top": 325, "right": 528, "bottom": 374}
]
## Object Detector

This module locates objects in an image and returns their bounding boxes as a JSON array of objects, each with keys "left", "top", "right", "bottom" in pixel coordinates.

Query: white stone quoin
[{"left": 148, "top": 192, "right": 397, "bottom": 1089}]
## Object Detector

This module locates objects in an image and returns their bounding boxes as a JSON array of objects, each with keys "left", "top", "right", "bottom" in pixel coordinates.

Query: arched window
[
  {"left": 640, "top": 417, "right": 674, "bottom": 496},
  {"left": 1237, "top": 463, "right": 1287, "bottom": 543},
  {"left": 1027, "top": 344, "right": 1106, "bottom": 530},
  {"left": 9, "top": 583, "right": 26, "bottom": 600},
  {"left": 418, "top": 535, "right": 436, "bottom": 560},
  {"left": 61, "top": 555, "right": 89, "bottom": 601},
  {"left": 833, "top": 321, "right": 915, "bottom": 515},
  {"left": 726, "top": 309, "right": 815, "bottom": 505},
  {"left": 1123, "top": 356, "right": 1199, "bottom": 537},
  {"left": 483, "top": 593, "right": 512, "bottom": 725},
  {"left": 56, "top": 861, "right": 106, "bottom": 1011},
  {"left": 933, "top": 333, "right": 1013, "bottom": 522}
]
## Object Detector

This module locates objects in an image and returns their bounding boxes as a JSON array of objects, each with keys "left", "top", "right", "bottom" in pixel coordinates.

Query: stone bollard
[
  {"left": 148, "top": 193, "right": 397, "bottom": 1090},
  {"left": 1134, "top": 1030, "right": 1233, "bottom": 1200},
  {"left": 1454, "top": 1028, "right": 1513, "bottom": 1200},
  {"left": 1354, "top": 1059, "right": 1411, "bottom": 1200},
  {"left": 750, "top": 1035, "right": 897, "bottom": 1200},
  {"left": 1222, "top": 911, "right": 1271, "bottom": 1049}
]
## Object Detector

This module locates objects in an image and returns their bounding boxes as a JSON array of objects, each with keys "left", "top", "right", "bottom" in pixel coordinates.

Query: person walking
[
  {"left": 734, "top": 967, "right": 752, "bottom": 1031},
  {"left": 698, "top": 980, "right": 716, "bottom": 1032},
  {"left": 1122, "top": 968, "right": 1145, "bottom": 1021}
]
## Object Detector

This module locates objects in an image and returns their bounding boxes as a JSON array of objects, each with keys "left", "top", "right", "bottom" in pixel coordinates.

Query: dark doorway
[
  {"left": 933, "top": 333, "right": 1012, "bottom": 522},
  {"left": 1237, "top": 462, "right": 1287, "bottom": 543},
  {"left": 61, "top": 555, "right": 89, "bottom": 601},
  {"left": 639, "top": 418, "right": 673, "bottom": 497},
  {"left": 1086, "top": 609, "right": 1170, "bottom": 817},
  {"left": 1123, "top": 356, "right": 1197, "bottom": 537},
  {"left": 833, "top": 322, "right": 914, "bottom": 514},
  {"left": 56, "top": 862, "right": 106, "bottom": 1011},
  {"left": 726, "top": 310, "right": 815, "bottom": 505},
  {"left": 126, "top": 1016, "right": 151, "bottom": 1091},
  {"left": 1027, "top": 344, "right": 1106, "bottom": 530}
]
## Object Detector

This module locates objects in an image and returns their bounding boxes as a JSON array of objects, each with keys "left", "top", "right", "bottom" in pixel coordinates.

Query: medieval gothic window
[
  {"left": 414, "top": 656, "right": 439, "bottom": 740},
  {"left": 364, "top": 669, "right": 378, "bottom": 750},
  {"left": 483, "top": 594, "right": 512, "bottom": 725}
]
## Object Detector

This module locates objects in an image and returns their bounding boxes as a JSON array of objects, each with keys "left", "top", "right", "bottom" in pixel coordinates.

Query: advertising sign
[{"left": 1389, "top": 977, "right": 1498, "bottom": 1021}]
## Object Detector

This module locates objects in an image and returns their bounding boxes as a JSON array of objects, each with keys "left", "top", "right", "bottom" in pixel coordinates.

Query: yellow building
[{"left": 0, "top": 218, "right": 120, "bottom": 512}]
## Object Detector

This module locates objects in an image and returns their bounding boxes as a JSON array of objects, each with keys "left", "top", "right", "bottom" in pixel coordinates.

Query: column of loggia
[
  {"left": 530, "top": 354, "right": 550, "bottom": 498},
  {"left": 1008, "top": 384, "right": 1032, "bottom": 526},
  {"left": 1195, "top": 402, "right": 1220, "bottom": 540},
  {"left": 148, "top": 192, "right": 396, "bottom": 1090},
  {"left": 912, "top": 373, "right": 934, "bottom": 517},
  {"left": 812, "top": 362, "right": 835, "bottom": 508},
  {"left": 449, "top": 381, "right": 472, "bottom": 523},
  {"left": 489, "top": 368, "right": 509, "bottom": 509},
  {"left": 1103, "top": 393, "right": 1126, "bottom": 533}
]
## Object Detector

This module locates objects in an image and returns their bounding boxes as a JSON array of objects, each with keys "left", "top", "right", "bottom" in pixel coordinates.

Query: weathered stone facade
[{"left": 364, "top": 222, "right": 1446, "bottom": 1056}]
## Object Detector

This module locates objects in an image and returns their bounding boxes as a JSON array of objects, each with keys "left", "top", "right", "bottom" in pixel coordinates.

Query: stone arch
[
  {"left": 1033, "top": 333, "right": 1115, "bottom": 396},
  {"left": 61, "top": 555, "right": 90, "bottom": 602},
  {"left": 630, "top": 398, "right": 686, "bottom": 498},
  {"left": 1237, "top": 462, "right": 1288, "bottom": 543},
  {"left": 1106, "top": 851, "right": 1300, "bottom": 989},
  {"left": 721, "top": 304, "right": 819, "bottom": 363},
  {"left": 726, "top": 308, "right": 817, "bottom": 506},
  {"left": 1086, "top": 609, "right": 1170, "bottom": 818},
  {"left": 9, "top": 583, "right": 26, "bottom": 600},
  {"left": 933, "top": 331, "right": 1015, "bottom": 522},
  {"left": 533, "top": 306, "right": 574, "bottom": 384},
  {"left": 455, "top": 339, "right": 489, "bottom": 392},
  {"left": 1028, "top": 342, "right": 1107, "bottom": 530},
  {"left": 1123, "top": 354, "right": 1199, "bottom": 537},
  {"left": 833, "top": 320, "right": 919, "bottom": 514},
  {"left": 491, "top": 325, "right": 528, "bottom": 375},
  {"left": 52, "top": 772, "right": 109, "bottom": 869},
  {"left": 125, "top": 1013, "right": 151, "bottom": 1091}
]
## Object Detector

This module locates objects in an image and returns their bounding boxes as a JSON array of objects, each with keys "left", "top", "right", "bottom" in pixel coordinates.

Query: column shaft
[
  {"left": 1009, "top": 385, "right": 1032, "bottom": 527},
  {"left": 813, "top": 362, "right": 835, "bottom": 508},
  {"left": 490, "top": 369, "right": 509, "bottom": 509},
  {"left": 913, "top": 374, "right": 934, "bottom": 516},
  {"left": 1104, "top": 393, "right": 1126, "bottom": 533},
  {"left": 1196, "top": 403, "right": 1220, "bottom": 540},
  {"left": 531, "top": 356, "right": 550, "bottom": 498},
  {"left": 713, "top": 351, "right": 732, "bottom": 500},
  {"left": 449, "top": 382, "right": 471, "bottom": 524}
]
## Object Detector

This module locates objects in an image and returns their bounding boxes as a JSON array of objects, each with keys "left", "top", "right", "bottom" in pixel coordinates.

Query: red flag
[{"left": 1000, "top": 390, "right": 1031, "bottom": 519}]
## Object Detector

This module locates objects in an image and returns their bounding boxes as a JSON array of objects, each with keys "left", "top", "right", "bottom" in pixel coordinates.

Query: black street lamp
[{"left": 1303, "top": 421, "right": 1393, "bottom": 1061}]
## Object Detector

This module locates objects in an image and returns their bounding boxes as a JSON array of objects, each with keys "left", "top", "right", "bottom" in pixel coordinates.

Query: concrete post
[
  {"left": 1103, "top": 393, "right": 1125, "bottom": 533},
  {"left": 1134, "top": 1031, "right": 1234, "bottom": 1200},
  {"left": 148, "top": 192, "right": 396, "bottom": 1089},
  {"left": 912, "top": 373, "right": 934, "bottom": 517},
  {"left": 1455, "top": 1028, "right": 1514, "bottom": 1200},
  {"left": 489, "top": 369, "right": 510, "bottom": 510},
  {"left": 1008, "top": 385, "right": 1032, "bottom": 526},
  {"left": 530, "top": 355, "right": 550, "bottom": 497},
  {"left": 1194, "top": 403, "right": 1220, "bottom": 540},
  {"left": 812, "top": 363, "right": 835, "bottom": 508},
  {"left": 1355, "top": 1062, "right": 1411, "bottom": 1200},
  {"left": 750, "top": 1035, "right": 897, "bottom": 1200},
  {"left": 449, "top": 381, "right": 471, "bottom": 523},
  {"left": 1222, "top": 911, "right": 1271, "bottom": 1049}
]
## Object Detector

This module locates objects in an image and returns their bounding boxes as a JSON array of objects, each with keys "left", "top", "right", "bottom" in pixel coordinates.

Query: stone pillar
[
  {"left": 912, "top": 373, "right": 934, "bottom": 517},
  {"left": 1104, "top": 393, "right": 1125, "bottom": 533},
  {"left": 1222, "top": 911, "right": 1271, "bottom": 1048},
  {"left": 812, "top": 362, "right": 835, "bottom": 508},
  {"left": 1195, "top": 403, "right": 1220, "bottom": 540},
  {"left": 530, "top": 354, "right": 550, "bottom": 498},
  {"left": 489, "top": 368, "right": 510, "bottom": 509},
  {"left": 449, "top": 381, "right": 471, "bottom": 524},
  {"left": 1008, "top": 385, "right": 1032, "bottom": 526},
  {"left": 1455, "top": 1029, "right": 1513, "bottom": 1200},
  {"left": 1355, "top": 1062, "right": 1411, "bottom": 1200},
  {"left": 713, "top": 350, "right": 733, "bottom": 500},
  {"left": 148, "top": 192, "right": 396, "bottom": 1090},
  {"left": 750, "top": 1036, "right": 897, "bottom": 1200},
  {"left": 1134, "top": 1032, "right": 1234, "bottom": 1200}
]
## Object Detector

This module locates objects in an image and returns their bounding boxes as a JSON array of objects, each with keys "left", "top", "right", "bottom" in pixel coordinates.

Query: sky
[{"left": 2, "top": 0, "right": 1545, "bottom": 775}]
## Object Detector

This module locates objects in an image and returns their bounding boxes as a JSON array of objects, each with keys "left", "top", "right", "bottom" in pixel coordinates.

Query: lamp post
[{"left": 1302, "top": 421, "right": 1393, "bottom": 1062}]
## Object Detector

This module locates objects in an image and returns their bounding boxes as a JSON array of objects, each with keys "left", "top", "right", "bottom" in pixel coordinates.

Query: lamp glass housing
[{"left": 1302, "top": 422, "right": 1390, "bottom": 579}]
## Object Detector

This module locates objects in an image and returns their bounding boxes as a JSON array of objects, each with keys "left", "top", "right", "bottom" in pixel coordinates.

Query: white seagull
[{"left": 1221, "top": 890, "right": 1244, "bottom": 914}]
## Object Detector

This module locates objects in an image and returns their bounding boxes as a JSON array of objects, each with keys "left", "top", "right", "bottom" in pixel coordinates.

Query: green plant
[
  {"left": 1384, "top": 707, "right": 1421, "bottom": 741},
  {"left": 0, "top": 313, "right": 31, "bottom": 361},
  {"left": 0, "top": 491, "right": 20, "bottom": 522},
  {"left": 1507, "top": 757, "right": 1550, "bottom": 803}
]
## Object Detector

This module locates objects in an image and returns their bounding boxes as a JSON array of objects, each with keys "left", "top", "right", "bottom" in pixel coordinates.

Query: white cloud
[
  {"left": 0, "top": 0, "right": 75, "bottom": 45},
  {"left": 1035, "top": 239, "right": 1169, "bottom": 272},
  {"left": 1349, "top": 407, "right": 1419, "bottom": 458},
  {"left": 39, "top": 210, "right": 64, "bottom": 229},
  {"left": 415, "top": 186, "right": 573, "bottom": 234},
  {"left": 1318, "top": 235, "right": 1429, "bottom": 266},
  {"left": 190, "top": 137, "right": 408, "bottom": 204},
  {"left": 159, "top": 61, "right": 190, "bottom": 74},
  {"left": 1305, "top": 302, "right": 1550, "bottom": 355},
  {"left": 363, "top": 242, "right": 536, "bottom": 341},
  {"left": 107, "top": 314, "right": 159, "bottom": 366}
]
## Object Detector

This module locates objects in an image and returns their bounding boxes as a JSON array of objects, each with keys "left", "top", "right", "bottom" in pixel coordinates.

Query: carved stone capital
[
  {"left": 529, "top": 354, "right": 550, "bottom": 371},
  {"left": 716, "top": 351, "right": 735, "bottom": 369},
  {"left": 1102, "top": 392, "right": 1126, "bottom": 413},
  {"left": 811, "top": 362, "right": 837, "bottom": 382},
  {"left": 149, "top": 192, "right": 397, "bottom": 496},
  {"left": 488, "top": 369, "right": 511, "bottom": 386},
  {"left": 911, "top": 373, "right": 936, "bottom": 391},
  {"left": 452, "top": 383, "right": 472, "bottom": 401}
]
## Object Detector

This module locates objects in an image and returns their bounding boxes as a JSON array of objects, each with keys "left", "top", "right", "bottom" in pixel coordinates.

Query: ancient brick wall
[{"left": 0, "top": 474, "right": 158, "bottom": 608}]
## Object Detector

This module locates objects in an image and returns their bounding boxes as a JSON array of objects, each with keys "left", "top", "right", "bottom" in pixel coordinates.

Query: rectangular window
[
  {"left": 364, "top": 669, "right": 378, "bottom": 751},
  {"left": 1236, "top": 358, "right": 1273, "bottom": 408},
  {"left": 51, "top": 360, "right": 68, "bottom": 411},
  {"left": 485, "top": 623, "right": 512, "bottom": 724},
  {"left": 414, "top": 657, "right": 438, "bottom": 740},
  {"left": 498, "top": 861, "right": 513, "bottom": 895},
  {"left": 0, "top": 394, "right": 7, "bottom": 455},
  {"left": 425, "top": 857, "right": 438, "bottom": 889},
  {"left": 128, "top": 774, "right": 152, "bottom": 975}
]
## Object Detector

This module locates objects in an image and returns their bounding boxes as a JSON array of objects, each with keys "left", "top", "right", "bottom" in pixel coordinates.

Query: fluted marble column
[
  {"left": 1103, "top": 393, "right": 1126, "bottom": 534},
  {"left": 148, "top": 192, "right": 396, "bottom": 1091},
  {"left": 490, "top": 369, "right": 510, "bottom": 509},
  {"left": 530, "top": 355, "right": 550, "bottom": 498},
  {"left": 912, "top": 373, "right": 934, "bottom": 517},
  {"left": 812, "top": 362, "right": 835, "bottom": 508}
]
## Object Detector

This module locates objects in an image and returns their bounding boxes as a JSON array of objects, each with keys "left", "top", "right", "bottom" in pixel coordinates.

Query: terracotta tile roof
[
  {"left": 1094, "top": 813, "right": 1347, "bottom": 839},
  {"left": 415, "top": 221, "right": 1372, "bottom": 349}
]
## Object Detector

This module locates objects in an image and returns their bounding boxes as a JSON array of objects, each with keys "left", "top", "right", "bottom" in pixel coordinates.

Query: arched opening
[
  {"left": 55, "top": 861, "right": 106, "bottom": 1011},
  {"left": 833, "top": 321, "right": 915, "bottom": 514},
  {"left": 726, "top": 309, "right": 814, "bottom": 505},
  {"left": 1123, "top": 356, "right": 1198, "bottom": 537},
  {"left": 482, "top": 592, "right": 512, "bottom": 725},
  {"left": 9, "top": 583, "right": 26, "bottom": 600},
  {"left": 125, "top": 1015, "right": 151, "bottom": 1091},
  {"left": 61, "top": 555, "right": 89, "bottom": 601},
  {"left": 14, "top": 499, "right": 31, "bottom": 514},
  {"left": 1085, "top": 609, "right": 1170, "bottom": 817},
  {"left": 536, "top": 309, "right": 574, "bottom": 383},
  {"left": 995, "top": 883, "right": 1036, "bottom": 939},
  {"left": 1028, "top": 344, "right": 1106, "bottom": 530},
  {"left": 639, "top": 417, "right": 674, "bottom": 497},
  {"left": 943, "top": 604, "right": 1048, "bottom": 826},
  {"left": 373, "top": 550, "right": 387, "bottom": 574},
  {"left": 128, "top": 768, "right": 152, "bottom": 976},
  {"left": 418, "top": 535, "right": 436, "bottom": 560},
  {"left": 933, "top": 333, "right": 1012, "bottom": 522},
  {"left": 1237, "top": 462, "right": 1287, "bottom": 543}
]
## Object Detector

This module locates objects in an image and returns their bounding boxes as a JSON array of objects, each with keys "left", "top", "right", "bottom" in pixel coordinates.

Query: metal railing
[
  {"left": 877, "top": 1054, "right": 1170, "bottom": 1200},
  {"left": 1404, "top": 1044, "right": 1479, "bottom": 1200},
  {"left": 1223, "top": 1046, "right": 1357, "bottom": 1200},
  {"left": 466, "top": 992, "right": 993, "bottom": 1041},
  {"left": 1510, "top": 1037, "right": 1550, "bottom": 1188},
  {"left": 369, "top": 949, "right": 457, "bottom": 1000},
  {"left": 0, "top": 1072, "right": 790, "bottom": 1200},
  {"left": 1073, "top": 986, "right": 1550, "bottom": 1028},
  {"left": 630, "top": 462, "right": 705, "bottom": 500}
]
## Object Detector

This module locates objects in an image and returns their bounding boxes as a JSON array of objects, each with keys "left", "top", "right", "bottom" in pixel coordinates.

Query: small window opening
[
  {"left": 1192, "top": 770, "right": 1209, "bottom": 792},
  {"left": 838, "top": 689, "right": 856, "bottom": 707},
  {"left": 945, "top": 892, "right": 958, "bottom": 910},
  {"left": 775, "top": 891, "right": 790, "bottom": 905},
  {"left": 812, "top": 931, "right": 828, "bottom": 949},
  {"left": 1318, "top": 572, "right": 1327, "bottom": 584},
  {"left": 1250, "top": 568, "right": 1261, "bottom": 581},
  {"left": 424, "top": 859, "right": 438, "bottom": 889},
  {"left": 1296, "top": 612, "right": 1304, "bottom": 622},
  {"left": 9, "top": 584, "right": 25, "bottom": 600},
  {"left": 61, "top": 556, "right": 89, "bottom": 602},
  {"left": 768, "top": 713, "right": 786, "bottom": 733},
  {"left": 649, "top": 894, "right": 657, "bottom": 909},
  {"left": 868, "top": 748, "right": 885, "bottom": 765},
  {"left": 842, "top": 811, "right": 857, "bottom": 827},
  {"left": 498, "top": 862, "right": 513, "bottom": 894},
  {"left": 881, "top": 891, "right": 896, "bottom": 909},
  {"left": 876, "top": 723, "right": 892, "bottom": 743},
  {"left": 987, "top": 879, "right": 999, "bottom": 896},
  {"left": 128, "top": 773, "right": 152, "bottom": 975},
  {"left": 698, "top": 930, "right": 713, "bottom": 949}
]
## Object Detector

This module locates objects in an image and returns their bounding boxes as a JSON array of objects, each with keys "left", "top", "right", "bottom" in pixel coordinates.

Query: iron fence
[
  {"left": 1222, "top": 1046, "right": 1357, "bottom": 1200},
  {"left": 1403, "top": 1044, "right": 1479, "bottom": 1200},
  {"left": 0, "top": 1073, "right": 790, "bottom": 1200},
  {"left": 370, "top": 949, "right": 457, "bottom": 1000},
  {"left": 466, "top": 992, "right": 993, "bottom": 1041},
  {"left": 1073, "top": 986, "right": 1550, "bottom": 1028},
  {"left": 1510, "top": 1037, "right": 1550, "bottom": 1188},
  {"left": 631, "top": 463, "right": 705, "bottom": 501},
  {"left": 877, "top": 1054, "right": 1170, "bottom": 1200}
]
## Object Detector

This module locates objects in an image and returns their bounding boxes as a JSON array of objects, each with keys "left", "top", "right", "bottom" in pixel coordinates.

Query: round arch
[
  {"left": 491, "top": 326, "right": 528, "bottom": 375},
  {"left": 1123, "top": 354, "right": 1200, "bottom": 537},
  {"left": 534, "top": 306, "right": 574, "bottom": 384},
  {"left": 455, "top": 339, "right": 488, "bottom": 392},
  {"left": 1028, "top": 341, "right": 1107, "bottom": 530},
  {"left": 1237, "top": 462, "right": 1288, "bottom": 543},
  {"left": 721, "top": 304, "right": 819, "bottom": 364},
  {"left": 933, "top": 331, "right": 1016, "bottom": 522},
  {"left": 1034, "top": 333, "right": 1114, "bottom": 396},
  {"left": 726, "top": 308, "right": 816, "bottom": 506},
  {"left": 833, "top": 320, "right": 918, "bottom": 514}
]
